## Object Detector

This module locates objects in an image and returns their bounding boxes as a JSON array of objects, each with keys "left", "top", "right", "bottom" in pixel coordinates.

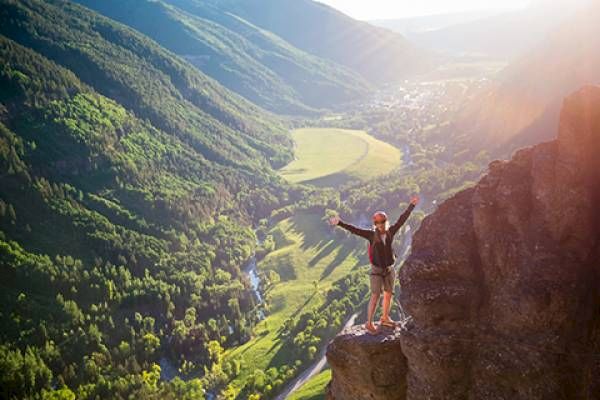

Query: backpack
[{"left": 367, "top": 240, "right": 375, "bottom": 265}]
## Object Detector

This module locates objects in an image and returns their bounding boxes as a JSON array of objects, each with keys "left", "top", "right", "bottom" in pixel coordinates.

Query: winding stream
[
  {"left": 243, "top": 253, "right": 265, "bottom": 320},
  {"left": 160, "top": 236, "right": 263, "bottom": 397}
]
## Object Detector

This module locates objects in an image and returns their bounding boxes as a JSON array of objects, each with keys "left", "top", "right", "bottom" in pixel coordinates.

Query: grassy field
[
  {"left": 222, "top": 210, "right": 369, "bottom": 396},
  {"left": 278, "top": 128, "right": 402, "bottom": 187},
  {"left": 288, "top": 369, "right": 331, "bottom": 400}
]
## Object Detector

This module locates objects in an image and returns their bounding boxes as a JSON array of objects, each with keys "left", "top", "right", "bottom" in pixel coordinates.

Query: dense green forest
[
  {"left": 0, "top": 0, "right": 294, "bottom": 170},
  {"left": 0, "top": 0, "right": 318, "bottom": 397}
]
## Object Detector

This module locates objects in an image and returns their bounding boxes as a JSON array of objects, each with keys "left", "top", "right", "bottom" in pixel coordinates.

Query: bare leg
[
  {"left": 381, "top": 291, "right": 393, "bottom": 322},
  {"left": 365, "top": 292, "right": 380, "bottom": 333}
]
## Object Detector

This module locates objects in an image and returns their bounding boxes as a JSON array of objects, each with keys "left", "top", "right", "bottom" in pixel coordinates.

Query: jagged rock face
[
  {"left": 326, "top": 325, "right": 407, "bottom": 400},
  {"left": 399, "top": 85, "right": 600, "bottom": 399},
  {"left": 326, "top": 86, "right": 600, "bottom": 400}
]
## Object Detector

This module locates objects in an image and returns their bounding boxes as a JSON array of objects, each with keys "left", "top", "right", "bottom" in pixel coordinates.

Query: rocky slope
[{"left": 326, "top": 85, "right": 600, "bottom": 399}]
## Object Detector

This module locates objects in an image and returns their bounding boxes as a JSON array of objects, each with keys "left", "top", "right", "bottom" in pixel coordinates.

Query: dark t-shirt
[{"left": 337, "top": 203, "right": 415, "bottom": 267}]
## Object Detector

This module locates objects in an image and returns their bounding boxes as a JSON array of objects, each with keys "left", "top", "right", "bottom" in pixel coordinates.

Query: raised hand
[
  {"left": 328, "top": 215, "right": 340, "bottom": 226},
  {"left": 410, "top": 195, "right": 419, "bottom": 206}
]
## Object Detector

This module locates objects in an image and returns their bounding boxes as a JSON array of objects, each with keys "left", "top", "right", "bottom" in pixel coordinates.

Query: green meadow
[
  {"left": 278, "top": 128, "right": 402, "bottom": 186},
  {"left": 288, "top": 369, "right": 331, "bottom": 400},
  {"left": 223, "top": 211, "right": 368, "bottom": 395}
]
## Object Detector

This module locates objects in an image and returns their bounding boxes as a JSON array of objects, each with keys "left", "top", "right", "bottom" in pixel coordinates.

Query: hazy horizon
[{"left": 317, "top": 0, "right": 531, "bottom": 20}]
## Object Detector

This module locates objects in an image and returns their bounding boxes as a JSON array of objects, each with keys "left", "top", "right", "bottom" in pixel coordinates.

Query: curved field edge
[{"left": 278, "top": 128, "right": 402, "bottom": 186}]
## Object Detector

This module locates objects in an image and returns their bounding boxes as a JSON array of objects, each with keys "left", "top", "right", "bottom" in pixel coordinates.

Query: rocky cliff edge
[{"left": 326, "top": 85, "right": 600, "bottom": 400}]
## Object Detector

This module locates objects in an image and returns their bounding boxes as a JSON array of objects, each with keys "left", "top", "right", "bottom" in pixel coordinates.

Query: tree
[
  {"left": 206, "top": 340, "right": 223, "bottom": 365},
  {"left": 142, "top": 333, "right": 160, "bottom": 357},
  {"left": 7, "top": 204, "right": 16, "bottom": 222},
  {"left": 141, "top": 364, "right": 161, "bottom": 391},
  {"left": 42, "top": 386, "right": 76, "bottom": 400},
  {"left": 0, "top": 345, "right": 52, "bottom": 398},
  {"left": 308, "top": 346, "right": 317, "bottom": 359}
]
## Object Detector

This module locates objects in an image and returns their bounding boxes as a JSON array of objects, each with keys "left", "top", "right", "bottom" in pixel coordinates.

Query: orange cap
[{"left": 372, "top": 211, "right": 387, "bottom": 222}]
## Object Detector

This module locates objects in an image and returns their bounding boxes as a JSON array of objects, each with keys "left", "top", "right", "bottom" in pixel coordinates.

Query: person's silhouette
[{"left": 329, "top": 196, "right": 419, "bottom": 334}]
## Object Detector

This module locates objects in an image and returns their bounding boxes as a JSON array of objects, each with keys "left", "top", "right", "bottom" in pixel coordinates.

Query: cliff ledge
[{"left": 326, "top": 85, "right": 600, "bottom": 400}]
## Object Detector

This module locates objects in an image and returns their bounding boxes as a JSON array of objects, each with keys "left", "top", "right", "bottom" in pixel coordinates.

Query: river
[
  {"left": 242, "top": 252, "right": 265, "bottom": 320},
  {"left": 161, "top": 235, "right": 263, "bottom": 397}
]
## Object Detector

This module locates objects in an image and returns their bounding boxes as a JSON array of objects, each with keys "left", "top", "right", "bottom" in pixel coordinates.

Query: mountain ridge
[
  {"left": 75, "top": 0, "right": 372, "bottom": 115},
  {"left": 451, "top": 0, "right": 600, "bottom": 158},
  {"left": 191, "top": 0, "right": 434, "bottom": 85},
  {"left": 406, "top": 0, "right": 589, "bottom": 59}
]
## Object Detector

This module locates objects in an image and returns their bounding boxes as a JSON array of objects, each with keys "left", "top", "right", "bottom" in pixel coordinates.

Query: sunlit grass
[
  {"left": 222, "top": 211, "right": 367, "bottom": 395},
  {"left": 288, "top": 369, "right": 331, "bottom": 400},
  {"left": 278, "top": 128, "right": 402, "bottom": 186}
]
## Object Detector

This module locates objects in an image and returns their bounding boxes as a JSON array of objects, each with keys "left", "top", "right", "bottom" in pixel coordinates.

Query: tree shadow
[
  {"left": 307, "top": 239, "right": 338, "bottom": 267},
  {"left": 265, "top": 292, "right": 319, "bottom": 354},
  {"left": 319, "top": 244, "right": 364, "bottom": 281},
  {"left": 288, "top": 213, "right": 332, "bottom": 252}
]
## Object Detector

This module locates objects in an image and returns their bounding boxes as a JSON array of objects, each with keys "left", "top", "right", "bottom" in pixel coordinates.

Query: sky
[{"left": 317, "top": 0, "right": 532, "bottom": 20}]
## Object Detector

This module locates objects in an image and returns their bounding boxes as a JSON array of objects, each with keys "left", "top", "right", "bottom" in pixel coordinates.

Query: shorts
[{"left": 370, "top": 265, "right": 395, "bottom": 294}]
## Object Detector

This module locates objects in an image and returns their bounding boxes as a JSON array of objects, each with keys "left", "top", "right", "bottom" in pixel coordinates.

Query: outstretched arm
[
  {"left": 329, "top": 216, "right": 372, "bottom": 240},
  {"left": 389, "top": 196, "right": 419, "bottom": 236}
]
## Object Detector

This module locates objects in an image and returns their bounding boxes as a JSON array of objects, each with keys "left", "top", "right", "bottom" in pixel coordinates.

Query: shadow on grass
[
  {"left": 289, "top": 214, "right": 330, "bottom": 251},
  {"left": 300, "top": 171, "right": 353, "bottom": 188},
  {"left": 307, "top": 240, "right": 338, "bottom": 267},
  {"left": 237, "top": 333, "right": 264, "bottom": 356},
  {"left": 319, "top": 243, "right": 363, "bottom": 281},
  {"left": 265, "top": 291, "right": 319, "bottom": 354}
]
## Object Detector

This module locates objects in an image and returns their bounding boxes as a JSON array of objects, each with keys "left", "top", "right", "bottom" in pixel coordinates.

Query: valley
[
  {"left": 221, "top": 211, "right": 369, "bottom": 398},
  {"left": 2, "top": 1, "right": 597, "bottom": 400},
  {"left": 218, "top": 71, "right": 488, "bottom": 399}
]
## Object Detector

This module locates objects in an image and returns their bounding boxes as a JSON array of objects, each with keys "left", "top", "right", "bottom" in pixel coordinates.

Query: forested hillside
[
  {"left": 0, "top": 0, "right": 294, "bottom": 169},
  {"left": 167, "top": 0, "right": 432, "bottom": 85},
  {"left": 0, "top": 0, "right": 315, "bottom": 398},
  {"left": 74, "top": 0, "right": 371, "bottom": 115}
]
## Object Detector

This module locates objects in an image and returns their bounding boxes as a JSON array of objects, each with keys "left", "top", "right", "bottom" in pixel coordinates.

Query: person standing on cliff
[{"left": 329, "top": 196, "right": 418, "bottom": 334}]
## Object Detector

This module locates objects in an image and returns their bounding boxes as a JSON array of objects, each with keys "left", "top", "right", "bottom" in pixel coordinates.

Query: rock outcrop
[
  {"left": 326, "top": 85, "right": 600, "bottom": 400},
  {"left": 326, "top": 325, "right": 407, "bottom": 400}
]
